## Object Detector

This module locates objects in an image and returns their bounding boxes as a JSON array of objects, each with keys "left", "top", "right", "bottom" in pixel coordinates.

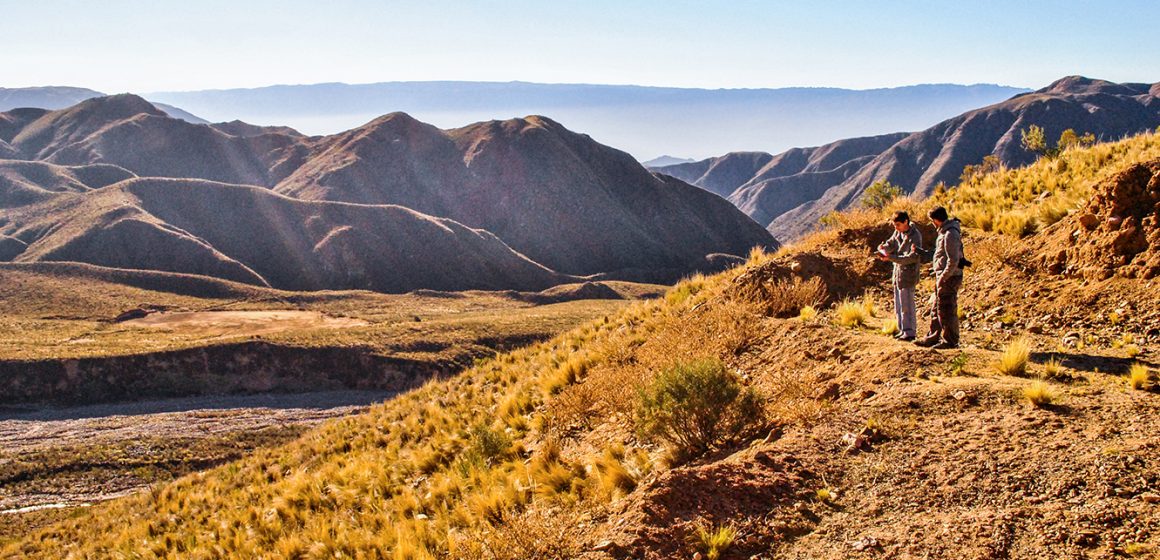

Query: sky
[{"left": 3, "top": 0, "right": 1158, "bottom": 93}]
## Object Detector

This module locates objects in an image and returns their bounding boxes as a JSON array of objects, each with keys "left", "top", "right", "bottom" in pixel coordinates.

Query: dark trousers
[{"left": 926, "top": 275, "right": 962, "bottom": 345}]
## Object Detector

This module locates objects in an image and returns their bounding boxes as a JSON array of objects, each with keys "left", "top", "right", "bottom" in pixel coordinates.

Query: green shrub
[
  {"left": 635, "top": 358, "right": 763, "bottom": 461},
  {"left": 861, "top": 180, "right": 903, "bottom": 210}
]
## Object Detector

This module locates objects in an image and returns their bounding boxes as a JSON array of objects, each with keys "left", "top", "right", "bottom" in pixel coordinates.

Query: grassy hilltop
[{"left": 6, "top": 131, "right": 1160, "bottom": 558}]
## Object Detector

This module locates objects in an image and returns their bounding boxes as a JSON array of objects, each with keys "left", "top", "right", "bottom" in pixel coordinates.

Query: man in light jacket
[
  {"left": 877, "top": 211, "right": 922, "bottom": 341},
  {"left": 916, "top": 206, "right": 963, "bottom": 349}
]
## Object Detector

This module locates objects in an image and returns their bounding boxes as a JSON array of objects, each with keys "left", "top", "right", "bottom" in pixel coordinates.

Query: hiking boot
[
  {"left": 932, "top": 341, "right": 959, "bottom": 350},
  {"left": 914, "top": 337, "right": 939, "bottom": 347},
  {"left": 897, "top": 335, "right": 915, "bottom": 342}
]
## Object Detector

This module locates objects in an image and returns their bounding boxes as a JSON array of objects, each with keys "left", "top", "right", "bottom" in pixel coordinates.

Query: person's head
[
  {"left": 891, "top": 211, "right": 910, "bottom": 232},
  {"left": 928, "top": 206, "right": 949, "bottom": 226}
]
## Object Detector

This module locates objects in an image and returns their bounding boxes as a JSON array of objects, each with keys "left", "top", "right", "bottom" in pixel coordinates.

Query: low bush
[
  {"left": 635, "top": 358, "right": 763, "bottom": 461},
  {"left": 761, "top": 276, "right": 826, "bottom": 317}
]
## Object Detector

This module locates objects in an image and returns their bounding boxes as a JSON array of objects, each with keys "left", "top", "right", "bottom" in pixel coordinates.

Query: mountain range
[
  {"left": 0, "top": 81, "right": 1027, "bottom": 161},
  {"left": 655, "top": 76, "right": 1160, "bottom": 240},
  {"left": 0, "top": 95, "right": 775, "bottom": 291}
]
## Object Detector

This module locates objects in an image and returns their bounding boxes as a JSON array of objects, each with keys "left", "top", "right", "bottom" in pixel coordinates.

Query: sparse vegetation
[
  {"left": 834, "top": 299, "right": 868, "bottom": 327},
  {"left": 1023, "top": 380, "right": 1056, "bottom": 407},
  {"left": 1042, "top": 357, "right": 1064, "bottom": 379},
  {"left": 757, "top": 276, "right": 826, "bottom": 317},
  {"left": 1127, "top": 363, "right": 1150, "bottom": 390},
  {"left": 798, "top": 305, "right": 819, "bottom": 321},
  {"left": 995, "top": 338, "right": 1031, "bottom": 376},
  {"left": 635, "top": 357, "right": 764, "bottom": 461},
  {"left": 880, "top": 318, "right": 899, "bottom": 335},
  {"left": 690, "top": 522, "right": 737, "bottom": 560},
  {"left": 945, "top": 128, "right": 1160, "bottom": 237}
]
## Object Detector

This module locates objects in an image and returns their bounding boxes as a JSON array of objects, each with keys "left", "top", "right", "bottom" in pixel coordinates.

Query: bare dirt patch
[{"left": 121, "top": 310, "right": 368, "bottom": 340}]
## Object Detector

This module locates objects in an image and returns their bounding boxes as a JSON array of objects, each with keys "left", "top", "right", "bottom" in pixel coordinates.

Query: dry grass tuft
[
  {"left": 798, "top": 305, "right": 818, "bottom": 321},
  {"left": 834, "top": 299, "right": 867, "bottom": 328},
  {"left": 759, "top": 276, "right": 826, "bottom": 317},
  {"left": 880, "top": 318, "right": 899, "bottom": 336},
  {"left": 689, "top": 522, "right": 737, "bottom": 560},
  {"left": 1023, "top": 380, "right": 1056, "bottom": 407},
  {"left": 995, "top": 338, "right": 1031, "bottom": 376},
  {"left": 1127, "top": 363, "right": 1150, "bottom": 390}
]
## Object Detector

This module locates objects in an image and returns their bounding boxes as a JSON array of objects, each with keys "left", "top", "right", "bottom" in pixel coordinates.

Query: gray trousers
[{"left": 893, "top": 284, "right": 917, "bottom": 337}]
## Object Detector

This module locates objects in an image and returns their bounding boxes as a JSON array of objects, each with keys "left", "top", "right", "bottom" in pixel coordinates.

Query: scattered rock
[
  {"left": 850, "top": 536, "right": 880, "bottom": 551},
  {"left": 817, "top": 382, "right": 841, "bottom": 401},
  {"left": 841, "top": 432, "right": 871, "bottom": 453},
  {"left": 1141, "top": 493, "right": 1160, "bottom": 504}
]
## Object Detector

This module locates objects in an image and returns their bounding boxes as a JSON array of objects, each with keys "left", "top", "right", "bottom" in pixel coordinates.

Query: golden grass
[
  {"left": 937, "top": 129, "right": 1160, "bottom": 238},
  {"left": 1023, "top": 380, "right": 1056, "bottom": 407},
  {"left": 880, "top": 318, "right": 899, "bottom": 336},
  {"left": 798, "top": 305, "right": 818, "bottom": 321},
  {"left": 995, "top": 338, "right": 1031, "bottom": 376},
  {"left": 834, "top": 299, "right": 867, "bottom": 328},
  {"left": 690, "top": 523, "right": 737, "bottom": 560},
  {"left": 11, "top": 130, "right": 1159, "bottom": 559},
  {"left": 1042, "top": 358, "right": 1065, "bottom": 379},
  {"left": 1127, "top": 363, "right": 1150, "bottom": 390}
]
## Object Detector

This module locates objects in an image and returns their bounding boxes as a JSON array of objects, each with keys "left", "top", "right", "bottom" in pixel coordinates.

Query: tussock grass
[
  {"left": 690, "top": 523, "right": 737, "bottom": 560},
  {"left": 1127, "top": 363, "right": 1150, "bottom": 390},
  {"left": 995, "top": 338, "right": 1031, "bottom": 376},
  {"left": 1023, "top": 380, "right": 1056, "bottom": 407},
  {"left": 1042, "top": 358, "right": 1065, "bottom": 379},
  {"left": 834, "top": 299, "right": 867, "bottom": 327},
  {"left": 798, "top": 305, "right": 818, "bottom": 321},
  {"left": 880, "top": 318, "right": 899, "bottom": 336},
  {"left": 759, "top": 276, "right": 826, "bottom": 317}
]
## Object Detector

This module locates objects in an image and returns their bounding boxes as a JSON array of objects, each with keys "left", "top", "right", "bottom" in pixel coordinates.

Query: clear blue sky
[{"left": 3, "top": 0, "right": 1157, "bottom": 92}]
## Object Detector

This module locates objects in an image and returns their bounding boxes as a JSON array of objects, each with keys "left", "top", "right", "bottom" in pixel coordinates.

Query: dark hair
[
  {"left": 928, "top": 206, "right": 949, "bottom": 222},
  {"left": 892, "top": 211, "right": 910, "bottom": 223}
]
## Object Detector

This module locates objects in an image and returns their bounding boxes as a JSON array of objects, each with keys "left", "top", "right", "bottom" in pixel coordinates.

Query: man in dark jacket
[
  {"left": 916, "top": 206, "right": 963, "bottom": 349},
  {"left": 877, "top": 211, "right": 922, "bottom": 341}
]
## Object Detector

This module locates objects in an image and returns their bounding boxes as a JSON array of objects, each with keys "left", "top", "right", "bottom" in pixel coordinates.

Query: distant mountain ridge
[
  {"left": 0, "top": 95, "right": 776, "bottom": 291},
  {"left": 143, "top": 81, "right": 1028, "bottom": 159},
  {"left": 656, "top": 76, "right": 1160, "bottom": 240}
]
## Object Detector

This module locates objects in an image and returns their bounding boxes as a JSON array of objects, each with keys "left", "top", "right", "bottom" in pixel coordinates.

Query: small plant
[
  {"left": 947, "top": 352, "right": 969, "bottom": 376},
  {"left": 834, "top": 299, "right": 867, "bottom": 328},
  {"left": 635, "top": 358, "right": 764, "bottom": 461},
  {"left": 1108, "top": 311, "right": 1122, "bottom": 325},
  {"left": 1042, "top": 358, "right": 1064, "bottom": 379},
  {"left": 880, "top": 318, "right": 899, "bottom": 336},
  {"left": 815, "top": 487, "right": 836, "bottom": 503},
  {"left": 995, "top": 338, "right": 1031, "bottom": 376},
  {"left": 1024, "top": 380, "right": 1056, "bottom": 407},
  {"left": 1127, "top": 363, "right": 1150, "bottom": 390},
  {"left": 798, "top": 305, "right": 818, "bottom": 321},
  {"left": 690, "top": 523, "right": 737, "bottom": 560},
  {"left": 1125, "top": 344, "right": 1141, "bottom": 358}
]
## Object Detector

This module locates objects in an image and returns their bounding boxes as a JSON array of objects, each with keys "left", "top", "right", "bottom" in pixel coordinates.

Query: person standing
[
  {"left": 915, "top": 206, "right": 963, "bottom": 349},
  {"left": 877, "top": 211, "right": 923, "bottom": 341}
]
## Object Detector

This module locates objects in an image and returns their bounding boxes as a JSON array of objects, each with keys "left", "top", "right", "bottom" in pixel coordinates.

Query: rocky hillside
[
  {"left": 656, "top": 76, "right": 1160, "bottom": 242},
  {"left": 0, "top": 95, "right": 777, "bottom": 287},
  {"left": 2, "top": 178, "right": 567, "bottom": 292},
  {"left": 8, "top": 131, "right": 1158, "bottom": 559},
  {"left": 277, "top": 113, "right": 776, "bottom": 276},
  {"left": 658, "top": 132, "right": 908, "bottom": 227}
]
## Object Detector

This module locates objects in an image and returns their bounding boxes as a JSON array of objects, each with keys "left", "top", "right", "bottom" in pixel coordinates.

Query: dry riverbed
[{"left": 0, "top": 390, "right": 393, "bottom": 540}]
